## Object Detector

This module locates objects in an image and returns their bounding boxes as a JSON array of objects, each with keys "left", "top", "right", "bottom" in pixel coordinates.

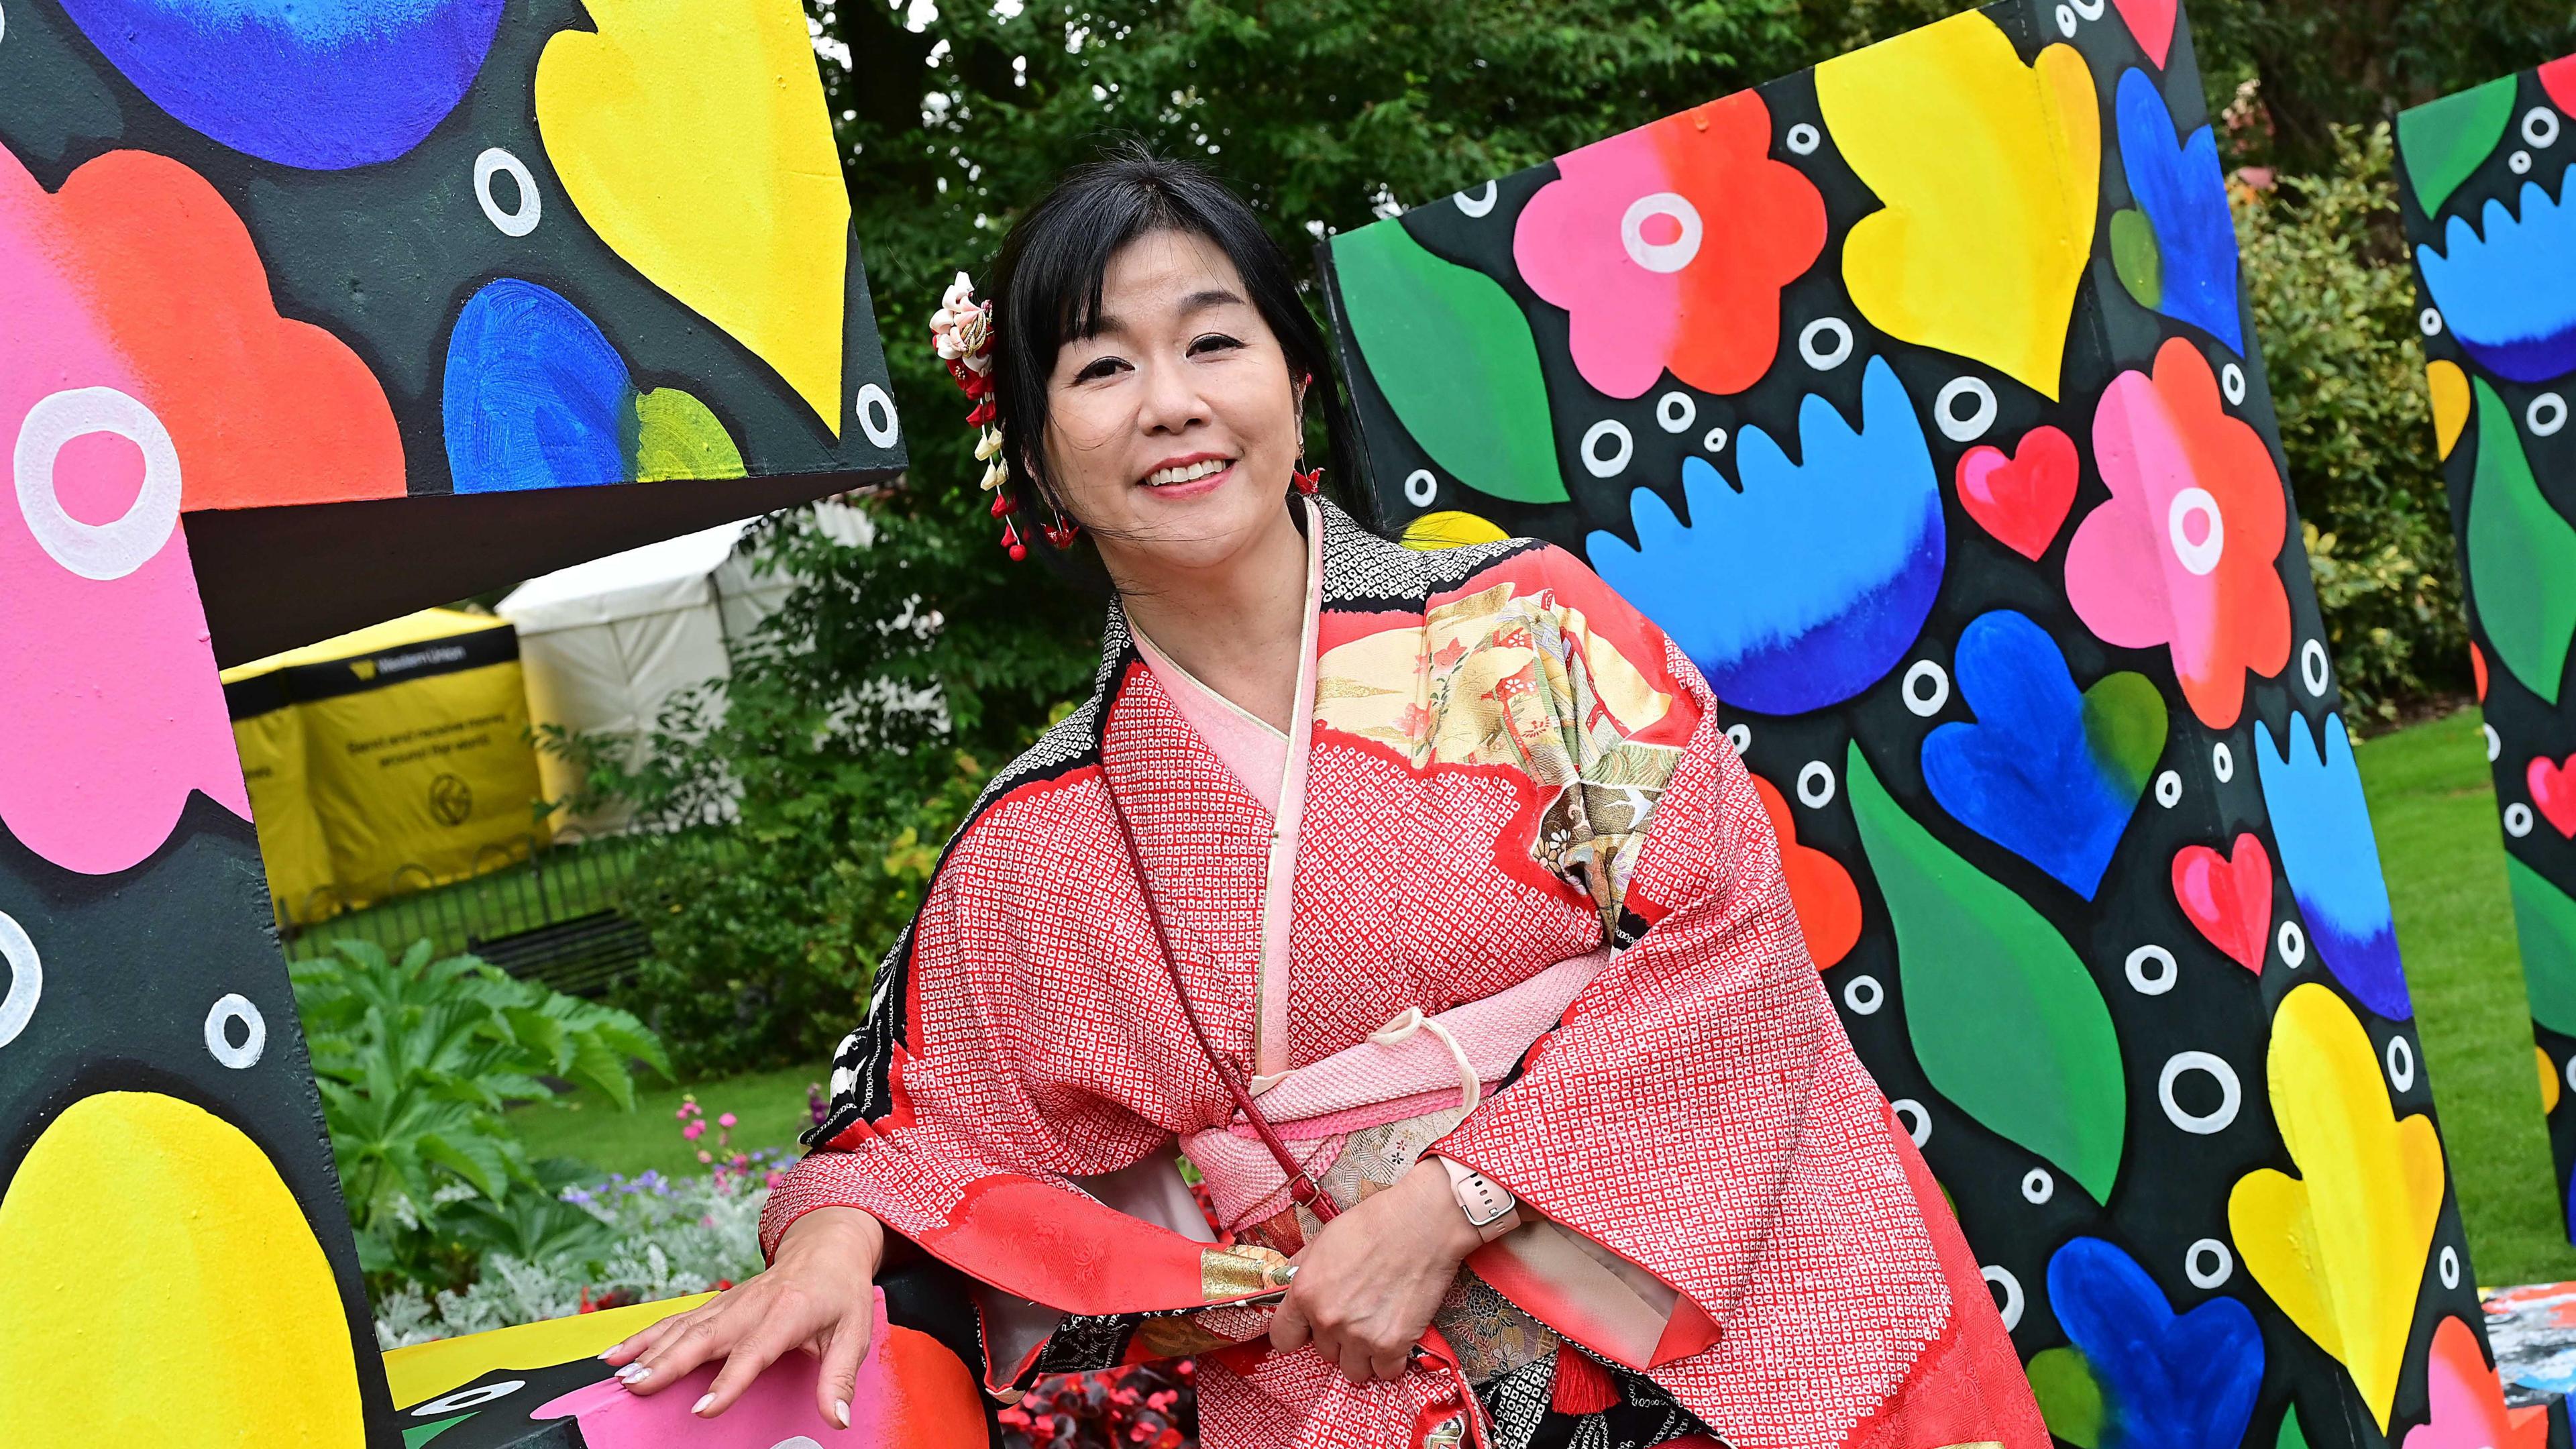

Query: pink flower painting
[
  {"left": 2065, "top": 338, "right": 2290, "bottom": 729},
  {"left": 1513, "top": 91, "right": 1827, "bottom": 398},
  {"left": 1, "top": 147, "right": 403, "bottom": 874}
]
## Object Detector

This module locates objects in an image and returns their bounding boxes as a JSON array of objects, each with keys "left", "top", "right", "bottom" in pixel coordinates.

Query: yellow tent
[{"left": 221, "top": 610, "right": 547, "bottom": 925}]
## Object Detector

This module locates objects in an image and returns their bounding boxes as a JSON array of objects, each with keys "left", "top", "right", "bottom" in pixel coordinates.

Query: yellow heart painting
[
  {"left": 536, "top": 0, "right": 852, "bottom": 432},
  {"left": 2229, "top": 983, "right": 2447, "bottom": 1430}
]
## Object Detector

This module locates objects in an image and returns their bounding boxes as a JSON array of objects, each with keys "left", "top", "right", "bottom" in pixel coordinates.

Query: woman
[{"left": 604, "top": 148, "right": 2045, "bottom": 1449}]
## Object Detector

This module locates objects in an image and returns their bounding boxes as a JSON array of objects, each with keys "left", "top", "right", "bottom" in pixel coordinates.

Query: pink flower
[
  {"left": 2065, "top": 338, "right": 2290, "bottom": 728},
  {"left": 1513, "top": 91, "right": 1827, "bottom": 398},
  {"left": 717, "top": 1112, "right": 737, "bottom": 1128},
  {"left": 681, "top": 1120, "right": 705, "bottom": 1140}
]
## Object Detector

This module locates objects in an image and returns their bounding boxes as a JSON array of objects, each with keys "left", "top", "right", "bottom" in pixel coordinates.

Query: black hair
[{"left": 983, "top": 142, "right": 1375, "bottom": 551}]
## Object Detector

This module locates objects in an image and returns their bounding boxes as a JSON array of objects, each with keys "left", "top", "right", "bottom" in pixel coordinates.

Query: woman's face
[{"left": 1039, "top": 229, "right": 1303, "bottom": 575}]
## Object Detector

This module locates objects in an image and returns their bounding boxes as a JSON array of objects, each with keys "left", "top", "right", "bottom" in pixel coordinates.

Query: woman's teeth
[{"left": 1144, "top": 459, "right": 1229, "bottom": 487}]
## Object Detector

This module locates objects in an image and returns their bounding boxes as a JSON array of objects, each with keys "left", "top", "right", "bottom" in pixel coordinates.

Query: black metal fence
[{"left": 276, "top": 830, "right": 651, "bottom": 997}]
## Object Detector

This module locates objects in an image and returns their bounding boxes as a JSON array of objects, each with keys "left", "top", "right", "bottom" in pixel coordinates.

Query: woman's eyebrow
[
  {"left": 1083, "top": 287, "right": 1245, "bottom": 340},
  {"left": 1175, "top": 286, "right": 1247, "bottom": 315}
]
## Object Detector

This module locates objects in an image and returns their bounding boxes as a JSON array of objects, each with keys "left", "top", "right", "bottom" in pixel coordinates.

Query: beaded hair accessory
[{"left": 930, "top": 272, "right": 1075, "bottom": 559}]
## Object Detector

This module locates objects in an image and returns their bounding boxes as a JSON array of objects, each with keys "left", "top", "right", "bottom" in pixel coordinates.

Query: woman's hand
[
  {"left": 1269, "top": 1158, "right": 1482, "bottom": 1383},
  {"left": 598, "top": 1205, "right": 886, "bottom": 1426}
]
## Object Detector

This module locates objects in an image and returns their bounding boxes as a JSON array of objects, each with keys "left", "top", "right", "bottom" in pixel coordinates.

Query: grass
[
  {"left": 2359, "top": 706, "right": 2576, "bottom": 1288},
  {"left": 498, "top": 706, "right": 2576, "bottom": 1287},
  {"left": 510, "top": 1064, "right": 825, "bottom": 1179}
]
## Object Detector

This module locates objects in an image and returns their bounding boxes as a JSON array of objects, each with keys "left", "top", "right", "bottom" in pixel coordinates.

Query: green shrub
[
  {"left": 291, "top": 938, "right": 670, "bottom": 1297},
  {"left": 2238, "top": 122, "right": 2469, "bottom": 719},
  {"left": 560, "top": 494, "right": 1092, "bottom": 1081}
]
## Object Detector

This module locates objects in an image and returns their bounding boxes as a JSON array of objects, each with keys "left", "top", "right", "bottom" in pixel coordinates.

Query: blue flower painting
[
  {"left": 2255, "top": 714, "right": 2410, "bottom": 1018},
  {"left": 1587, "top": 356, "right": 1944, "bottom": 715},
  {"left": 2419, "top": 174, "right": 2576, "bottom": 384}
]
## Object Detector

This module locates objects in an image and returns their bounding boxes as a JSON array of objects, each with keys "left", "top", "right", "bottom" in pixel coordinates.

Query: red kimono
[{"left": 763, "top": 501, "right": 2044, "bottom": 1449}]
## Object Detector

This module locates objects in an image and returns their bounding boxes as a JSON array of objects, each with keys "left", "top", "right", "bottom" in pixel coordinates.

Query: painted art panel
[
  {"left": 1322, "top": 1, "right": 2492, "bottom": 1442},
  {"left": 0, "top": 3, "right": 914, "bottom": 1444},
  {"left": 2399, "top": 56, "right": 2576, "bottom": 1258}
]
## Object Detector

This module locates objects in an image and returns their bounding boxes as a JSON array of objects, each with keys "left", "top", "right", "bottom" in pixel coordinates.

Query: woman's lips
[{"left": 1136, "top": 460, "right": 1235, "bottom": 499}]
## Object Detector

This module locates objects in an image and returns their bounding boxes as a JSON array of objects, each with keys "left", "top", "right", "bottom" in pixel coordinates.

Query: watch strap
[{"left": 1438, "top": 1155, "right": 1521, "bottom": 1241}]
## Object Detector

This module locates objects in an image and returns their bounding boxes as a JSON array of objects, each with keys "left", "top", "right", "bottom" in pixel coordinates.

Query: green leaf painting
[
  {"left": 2467, "top": 378, "right": 2576, "bottom": 704},
  {"left": 2026, "top": 1346, "right": 2106, "bottom": 1448},
  {"left": 1332, "top": 221, "right": 1570, "bottom": 504},
  {"left": 2396, "top": 74, "right": 2516, "bottom": 215},
  {"left": 2082, "top": 669, "right": 2169, "bottom": 800},
  {"left": 2110, "top": 208, "right": 2162, "bottom": 311},
  {"left": 2509, "top": 855, "right": 2576, "bottom": 1036},
  {"left": 1846, "top": 743, "right": 2127, "bottom": 1201},
  {"left": 630, "top": 386, "right": 749, "bottom": 484}
]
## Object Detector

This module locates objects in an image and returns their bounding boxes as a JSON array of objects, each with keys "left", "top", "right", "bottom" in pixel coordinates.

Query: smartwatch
[{"left": 1438, "top": 1155, "right": 1522, "bottom": 1242}]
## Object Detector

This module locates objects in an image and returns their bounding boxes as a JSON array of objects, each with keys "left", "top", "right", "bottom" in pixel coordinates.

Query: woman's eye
[
  {"left": 1189, "top": 333, "right": 1243, "bottom": 356},
  {"left": 1073, "top": 356, "right": 1125, "bottom": 383}
]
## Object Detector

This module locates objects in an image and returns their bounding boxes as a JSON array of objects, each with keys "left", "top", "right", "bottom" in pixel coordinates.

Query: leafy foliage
[
  {"left": 2237, "top": 125, "right": 2468, "bottom": 718},
  {"left": 292, "top": 938, "right": 670, "bottom": 1297},
  {"left": 373, "top": 1155, "right": 780, "bottom": 1349}
]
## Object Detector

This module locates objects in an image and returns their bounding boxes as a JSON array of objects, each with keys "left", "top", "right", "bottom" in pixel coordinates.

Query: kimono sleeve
[
  {"left": 759, "top": 827, "right": 1177, "bottom": 1273},
  {"left": 1429, "top": 551, "right": 1954, "bottom": 1410}
]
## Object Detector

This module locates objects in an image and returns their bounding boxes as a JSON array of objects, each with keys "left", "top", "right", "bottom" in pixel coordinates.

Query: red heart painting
[
  {"left": 2114, "top": 0, "right": 2178, "bottom": 68},
  {"left": 1752, "top": 775, "right": 1861, "bottom": 970},
  {"left": 2530, "top": 755, "right": 2576, "bottom": 838},
  {"left": 2171, "top": 833, "right": 2272, "bottom": 973},
  {"left": 1955, "top": 425, "right": 2078, "bottom": 562},
  {"left": 2544, "top": 54, "right": 2576, "bottom": 117}
]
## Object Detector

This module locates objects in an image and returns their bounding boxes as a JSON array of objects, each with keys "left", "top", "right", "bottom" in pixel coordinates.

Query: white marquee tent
[{"left": 498, "top": 505, "right": 865, "bottom": 835}]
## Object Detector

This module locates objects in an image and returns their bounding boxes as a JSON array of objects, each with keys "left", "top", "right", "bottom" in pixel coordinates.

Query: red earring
[{"left": 1292, "top": 462, "right": 1322, "bottom": 495}]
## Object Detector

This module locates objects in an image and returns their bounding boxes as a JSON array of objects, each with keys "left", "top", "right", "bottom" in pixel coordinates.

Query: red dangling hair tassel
[
  {"left": 989, "top": 489, "right": 1011, "bottom": 518},
  {"left": 966, "top": 398, "right": 996, "bottom": 427},
  {"left": 1000, "top": 519, "right": 1026, "bottom": 561}
]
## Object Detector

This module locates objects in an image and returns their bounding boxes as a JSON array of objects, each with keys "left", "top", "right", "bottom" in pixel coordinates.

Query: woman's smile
[{"left": 1139, "top": 452, "right": 1237, "bottom": 496}]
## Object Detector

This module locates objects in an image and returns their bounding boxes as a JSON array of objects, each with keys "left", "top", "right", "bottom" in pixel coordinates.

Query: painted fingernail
[
  {"left": 834, "top": 1399, "right": 851, "bottom": 1429},
  {"left": 616, "top": 1364, "right": 649, "bottom": 1383},
  {"left": 692, "top": 1393, "right": 716, "bottom": 1416}
]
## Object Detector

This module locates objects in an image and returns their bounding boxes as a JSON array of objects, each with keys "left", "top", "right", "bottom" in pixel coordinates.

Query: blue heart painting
[
  {"left": 2047, "top": 1236, "right": 2264, "bottom": 1449},
  {"left": 1589, "top": 356, "right": 1943, "bottom": 716},
  {"left": 2255, "top": 714, "right": 2410, "bottom": 1018},
  {"left": 1921, "top": 610, "right": 2167, "bottom": 899},
  {"left": 2419, "top": 173, "right": 2576, "bottom": 383},
  {"left": 2116, "top": 68, "right": 2243, "bottom": 354},
  {"left": 442, "top": 278, "right": 631, "bottom": 494},
  {"left": 56, "top": 0, "right": 505, "bottom": 170}
]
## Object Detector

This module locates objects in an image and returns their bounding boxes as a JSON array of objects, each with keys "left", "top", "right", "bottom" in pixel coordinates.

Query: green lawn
[
  {"left": 2359, "top": 706, "right": 2576, "bottom": 1288},
  {"left": 511, "top": 1064, "right": 825, "bottom": 1179},
  {"left": 502, "top": 705, "right": 2576, "bottom": 1287}
]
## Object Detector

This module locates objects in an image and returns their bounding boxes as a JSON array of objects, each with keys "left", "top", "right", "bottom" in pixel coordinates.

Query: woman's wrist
[
  {"left": 1405, "top": 1158, "right": 1486, "bottom": 1261},
  {"left": 777, "top": 1205, "right": 887, "bottom": 1280}
]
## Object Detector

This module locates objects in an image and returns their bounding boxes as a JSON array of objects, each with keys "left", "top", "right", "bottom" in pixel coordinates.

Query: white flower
[
  {"left": 973, "top": 427, "right": 1004, "bottom": 462},
  {"left": 980, "top": 458, "right": 1009, "bottom": 490}
]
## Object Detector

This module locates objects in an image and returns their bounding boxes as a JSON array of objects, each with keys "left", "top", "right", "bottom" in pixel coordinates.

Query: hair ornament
[{"left": 931, "top": 270, "right": 1077, "bottom": 556}]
